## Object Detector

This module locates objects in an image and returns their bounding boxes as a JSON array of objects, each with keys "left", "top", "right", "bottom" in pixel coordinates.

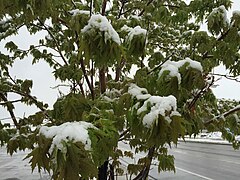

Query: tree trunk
[
  {"left": 98, "top": 160, "right": 109, "bottom": 180},
  {"left": 99, "top": 67, "right": 106, "bottom": 94},
  {"left": 133, "top": 146, "right": 155, "bottom": 180},
  {"left": 98, "top": 66, "right": 108, "bottom": 179}
]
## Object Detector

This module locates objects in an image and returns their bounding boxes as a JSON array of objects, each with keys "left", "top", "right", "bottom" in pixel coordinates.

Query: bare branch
[
  {"left": 188, "top": 76, "right": 215, "bottom": 111},
  {"left": 209, "top": 73, "right": 240, "bottom": 82},
  {"left": 147, "top": 53, "right": 173, "bottom": 75},
  {"left": 37, "top": 18, "right": 68, "bottom": 65},
  {"left": 0, "top": 99, "right": 22, "bottom": 105},
  {"left": 102, "top": 0, "right": 108, "bottom": 15},
  {"left": 118, "top": 128, "right": 130, "bottom": 141},
  {"left": 0, "top": 92, "right": 19, "bottom": 129},
  {"left": 80, "top": 58, "right": 95, "bottom": 99},
  {"left": 222, "top": 105, "right": 240, "bottom": 118},
  {"left": 118, "top": 0, "right": 128, "bottom": 19}
]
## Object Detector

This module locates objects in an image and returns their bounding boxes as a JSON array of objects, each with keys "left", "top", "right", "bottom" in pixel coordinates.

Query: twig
[
  {"left": 118, "top": 128, "right": 130, "bottom": 141},
  {"left": 147, "top": 53, "right": 173, "bottom": 75},
  {"left": 118, "top": 0, "right": 127, "bottom": 19},
  {"left": 205, "top": 105, "right": 240, "bottom": 125},
  {"left": 16, "top": 45, "right": 63, "bottom": 67},
  {"left": 0, "top": 92, "right": 20, "bottom": 129},
  {"left": 90, "top": 0, "right": 93, "bottom": 16},
  {"left": 209, "top": 73, "right": 240, "bottom": 82},
  {"left": 71, "top": 0, "right": 77, "bottom": 8},
  {"left": 138, "top": 0, "right": 155, "bottom": 16},
  {"left": 188, "top": 76, "right": 215, "bottom": 111},
  {"left": 102, "top": 0, "right": 108, "bottom": 15},
  {"left": 37, "top": 18, "right": 68, "bottom": 65},
  {"left": 0, "top": 99, "right": 22, "bottom": 105},
  {"left": 80, "top": 58, "right": 95, "bottom": 99}
]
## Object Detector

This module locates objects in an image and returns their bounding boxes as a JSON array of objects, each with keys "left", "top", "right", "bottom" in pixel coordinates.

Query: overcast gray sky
[{"left": 0, "top": 1, "right": 240, "bottom": 121}]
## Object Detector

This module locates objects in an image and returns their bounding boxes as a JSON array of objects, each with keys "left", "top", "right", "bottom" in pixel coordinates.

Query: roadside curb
[{"left": 178, "top": 138, "right": 231, "bottom": 145}]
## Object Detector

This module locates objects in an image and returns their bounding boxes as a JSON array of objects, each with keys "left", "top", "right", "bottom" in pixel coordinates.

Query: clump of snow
[
  {"left": 128, "top": 84, "right": 180, "bottom": 127},
  {"left": 69, "top": 9, "right": 90, "bottom": 16},
  {"left": 39, "top": 121, "right": 96, "bottom": 153},
  {"left": 126, "top": 26, "right": 147, "bottom": 42},
  {"left": 121, "top": 25, "right": 132, "bottom": 32},
  {"left": 81, "top": 14, "right": 121, "bottom": 45},
  {"left": 137, "top": 95, "right": 180, "bottom": 127},
  {"left": 158, "top": 58, "right": 203, "bottom": 84},
  {"left": 159, "top": 62, "right": 181, "bottom": 82},
  {"left": 208, "top": 5, "right": 229, "bottom": 27},
  {"left": 128, "top": 83, "right": 150, "bottom": 100},
  {"left": 130, "top": 15, "right": 141, "bottom": 21},
  {"left": 236, "top": 135, "right": 240, "bottom": 142}
]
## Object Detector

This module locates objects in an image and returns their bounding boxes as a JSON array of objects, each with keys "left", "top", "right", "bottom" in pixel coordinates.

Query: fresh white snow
[
  {"left": 128, "top": 84, "right": 180, "bottom": 127},
  {"left": 69, "top": 9, "right": 90, "bottom": 16},
  {"left": 39, "top": 121, "right": 96, "bottom": 153},
  {"left": 0, "top": 147, "right": 50, "bottom": 180},
  {"left": 128, "top": 83, "right": 150, "bottom": 100},
  {"left": 81, "top": 14, "right": 121, "bottom": 45},
  {"left": 126, "top": 26, "right": 147, "bottom": 42},
  {"left": 208, "top": 5, "right": 229, "bottom": 27},
  {"left": 158, "top": 58, "right": 203, "bottom": 84},
  {"left": 138, "top": 95, "right": 180, "bottom": 126}
]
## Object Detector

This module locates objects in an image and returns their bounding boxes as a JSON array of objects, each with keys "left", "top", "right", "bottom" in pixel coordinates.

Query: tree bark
[
  {"left": 133, "top": 146, "right": 155, "bottom": 180},
  {"left": 99, "top": 67, "right": 106, "bottom": 94},
  {"left": 98, "top": 160, "right": 109, "bottom": 180}
]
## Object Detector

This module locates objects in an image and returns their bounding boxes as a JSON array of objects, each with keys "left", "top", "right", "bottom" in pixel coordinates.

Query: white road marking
[{"left": 176, "top": 167, "right": 214, "bottom": 180}]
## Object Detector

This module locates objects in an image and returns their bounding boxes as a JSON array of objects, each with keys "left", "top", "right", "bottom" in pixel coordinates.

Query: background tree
[{"left": 0, "top": 0, "right": 240, "bottom": 179}]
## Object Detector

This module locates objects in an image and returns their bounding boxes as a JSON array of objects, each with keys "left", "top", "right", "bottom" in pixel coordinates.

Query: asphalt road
[{"left": 148, "top": 142, "right": 240, "bottom": 180}]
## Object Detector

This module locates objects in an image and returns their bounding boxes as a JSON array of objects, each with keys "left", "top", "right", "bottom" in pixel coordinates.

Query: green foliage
[
  {"left": 52, "top": 93, "right": 91, "bottom": 123},
  {"left": 1, "top": 0, "right": 240, "bottom": 179},
  {"left": 158, "top": 153, "right": 175, "bottom": 172},
  {"left": 89, "top": 119, "right": 119, "bottom": 166},
  {"left": 207, "top": 5, "right": 229, "bottom": 36}
]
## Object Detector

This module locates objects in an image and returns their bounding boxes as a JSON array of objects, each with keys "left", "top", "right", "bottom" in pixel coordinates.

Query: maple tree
[{"left": 0, "top": 0, "right": 240, "bottom": 179}]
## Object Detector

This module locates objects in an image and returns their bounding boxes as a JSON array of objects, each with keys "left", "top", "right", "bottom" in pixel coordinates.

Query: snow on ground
[
  {"left": 0, "top": 147, "right": 50, "bottom": 180},
  {"left": 180, "top": 131, "right": 238, "bottom": 145}
]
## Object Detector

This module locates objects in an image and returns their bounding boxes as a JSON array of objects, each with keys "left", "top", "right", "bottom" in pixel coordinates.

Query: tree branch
[
  {"left": 118, "top": 128, "right": 130, "bottom": 141},
  {"left": 205, "top": 105, "right": 240, "bottom": 125},
  {"left": 138, "top": 0, "right": 155, "bottom": 17},
  {"left": 102, "top": 0, "right": 108, "bottom": 16},
  {"left": 0, "top": 99, "right": 22, "bottom": 105},
  {"left": 37, "top": 18, "right": 68, "bottom": 65},
  {"left": 80, "top": 58, "right": 95, "bottom": 99},
  {"left": 115, "top": 58, "right": 126, "bottom": 82},
  {"left": 209, "top": 73, "right": 240, "bottom": 82},
  {"left": 0, "top": 92, "right": 19, "bottom": 129},
  {"left": 188, "top": 76, "right": 215, "bottom": 111},
  {"left": 133, "top": 146, "right": 155, "bottom": 180},
  {"left": 147, "top": 53, "right": 173, "bottom": 75},
  {"left": 118, "top": 0, "right": 128, "bottom": 19}
]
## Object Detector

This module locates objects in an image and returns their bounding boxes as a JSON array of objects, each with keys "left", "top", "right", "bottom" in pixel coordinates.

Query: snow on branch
[
  {"left": 205, "top": 105, "right": 240, "bottom": 124},
  {"left": 128, "top": 84, "right": 181, "bottom": 128},
  {"left": 81, "top": 14, "right": 121, "bottom": 45},
  {"left": 40, "top": 121, "right": 96, "bottom": 153},
  {"left": 158, "top": 58, "right": 203, "bottom": 84}
]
